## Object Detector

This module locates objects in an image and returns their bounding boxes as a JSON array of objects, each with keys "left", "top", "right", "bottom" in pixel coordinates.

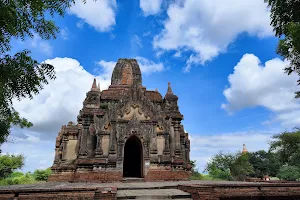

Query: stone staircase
[{"left": 116, "top": 188, "right": 192, "bottom": 199}]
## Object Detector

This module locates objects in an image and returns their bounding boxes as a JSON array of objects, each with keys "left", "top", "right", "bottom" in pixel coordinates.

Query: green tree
[
  {"left": 264, "top": 0, "right": 300, "bottom": 97},
  {"left": 277, "top": 165, "right": 300, "bottom": 181},
  {"left": 33, "top": 168, "right": 51, "bottom": 181},
  {"left": 205, "top": 152, "right": 236, "bottom": 180},
  {"left": 230, "top": 153, "right": 254, "bottom": 181},
  {"left": 0, "top": 154, "right": 24, "bottom": 179},
  {"left": 205, "top": 152, "right": 235, "bottom": 173},
  {"left": 0, "top": 0, "right": 92, "bottom": 145},
  {"left": 248, "top": 150, "right": 282, "bottom": 177},
  {"left": 208, "top": 165, "right": 232, "bottom": 180},
  {"left": 269, "top": 129, "right": 300, "bottom": 166}
]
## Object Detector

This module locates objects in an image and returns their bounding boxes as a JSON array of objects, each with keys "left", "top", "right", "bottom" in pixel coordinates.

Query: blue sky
[{"left": 3, "top": 0, "right": 300, "bottom": 172}]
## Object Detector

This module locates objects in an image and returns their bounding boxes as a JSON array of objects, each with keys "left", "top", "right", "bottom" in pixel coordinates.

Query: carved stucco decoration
[
  {"left": 124, "top": 113, "right": 143, "bottom": 139},
  {"left": 104, "top": 122, "right": 111, "bottom": 131},
  {"left": 155, "top": 124, "right": 164, "bottom": 133},
  {"left": 89, "top": 123, "right": 96, "bottom": 136},
  {"left": 118, "top": 103, "right": 150, "bottom": 120}
]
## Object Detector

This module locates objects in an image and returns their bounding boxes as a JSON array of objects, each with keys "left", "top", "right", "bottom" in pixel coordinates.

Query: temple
[{"left": 48, "top": 58, "right": 191, "bottom": 182}]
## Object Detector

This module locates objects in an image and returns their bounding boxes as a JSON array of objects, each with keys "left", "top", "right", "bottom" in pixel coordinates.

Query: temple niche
[{"left": 49, "top": 58, "right": 191, "bottom": 182}]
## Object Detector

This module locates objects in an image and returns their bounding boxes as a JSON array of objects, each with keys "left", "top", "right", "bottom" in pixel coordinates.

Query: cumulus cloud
[
  {"left": 69, "top": 0, "right": 117, "bottom": 32},
  {"left": 140, "top": 0, "right": 163, "bottom": 16},
  {"left": 190, "top": 131, "right": 273, "bottom": 172},
  {"left": 12, "top": 57, "right": 164, "bottom": 141},
  {"left": 13, "top": 58, "right": 99, "bottom": 140},
  {"left": 98, "top": 57, "right": 165, "bottom": 76},
  {"left": 222, "top": 54, "right": 300, "bottom": 127},
  {"left": 153, "top": 0, "right": 273, "bottom": 71},
  {"left": 5, "top": 56, "right": 165, "bottom": 171},
  {"left": 1, "top": 129, "right": 55, "bottom": 172},
  {"left": 133, "top": 35, "right": 143, "bottom": 48},
  {"left": 60, "top": 27, "right": 69, "bottom": 40},
  {"left": 27, "top": 34, "right": 53, "bottom": 56}
]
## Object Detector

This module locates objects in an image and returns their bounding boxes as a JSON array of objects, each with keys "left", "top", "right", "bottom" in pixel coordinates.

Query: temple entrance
[{"left": 123, "top": 135, "right": 143, "bottom": 178}]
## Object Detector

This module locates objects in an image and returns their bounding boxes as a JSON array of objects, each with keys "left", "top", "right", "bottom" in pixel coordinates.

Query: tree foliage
[
  {"left": 230, "top": 153, "right": 254, "bottom": 181},
  {"left": 205, "top": 152, "right": 235, "bottom": 173},
  {"left": 248, "top": 150, "right": 281, "bottom": 177},
  {"left": 0, "top": 0, "right": 88, "bottom": 145},
  {"left": 277, "top": 165, "right": 300, "bottom": 181},
  {"left": 264, "top": 0, "right": 300, "bottom": 97},
  {"left": 0, "top": 154, "right": 24, "bottom": 179},
  {"left": 205, "top": 152, "right": 252, "bottom": 181},
  {"left": 269, "top": 129, "right": 300, "bottom": 166},
  {"left": 33, "top": 168, "right": 51, "bottom": 181}
]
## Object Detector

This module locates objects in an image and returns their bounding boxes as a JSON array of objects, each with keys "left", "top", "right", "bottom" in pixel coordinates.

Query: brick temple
[{"left": 48, "top": 58, "right": 191, "bottom": 182}]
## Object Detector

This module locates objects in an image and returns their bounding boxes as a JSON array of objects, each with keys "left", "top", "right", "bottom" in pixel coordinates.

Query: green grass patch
[{"left": 0, "top": 172, "right": 45, "bottom": 186}]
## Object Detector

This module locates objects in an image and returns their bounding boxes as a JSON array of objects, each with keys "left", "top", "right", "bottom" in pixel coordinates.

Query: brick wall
[
  {"left": 17, "top": 191, "right": 95, "bottom": 200},
  {"left": 73, "top": 171, "right": 122, "bottom": 182},
  {"left": 0, "top": 187, "right": 117, "bottom": 200},
  {"left": 48, "top": 171, "right": 122, "bottom": 182},
  {"left": 178, "top": 184, "right": 300, "bottom": 200},
  {"left": 0, "top": 193, "right": 15, "bottom": 200},
  {"left": 144, "top": 170, "right": 190, "bottom": 181},
  {"left": 49, "top": 170, "right": 190, "bottom": 182}
]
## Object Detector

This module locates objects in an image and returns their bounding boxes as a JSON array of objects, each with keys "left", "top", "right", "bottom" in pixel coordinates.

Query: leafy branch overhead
[
  {"left": 264, "top": 0, "right": 300, "bottom": 97},
  {"left": 0, "top": 0, "right": 87, "bottom": 145}
]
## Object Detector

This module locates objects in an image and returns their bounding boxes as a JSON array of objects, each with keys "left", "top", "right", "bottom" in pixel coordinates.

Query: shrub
[
  {"left": 209, "top": 166, "right": 232, "bottom": 180},
  {"left": 9, "top": 171, "right": 24, "bottom": 178},
  {"left": 33, "top": 168, "right": 51, "bottom": 181},
  {"left": 277, "top": 165, "right": 300, "bottom": 181}
]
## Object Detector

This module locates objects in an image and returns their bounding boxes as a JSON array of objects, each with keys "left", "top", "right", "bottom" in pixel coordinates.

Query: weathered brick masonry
[
  {"left": 48, "top": 58, "right": 191, "bottom": 182},
  {"left": 178, "top": 182, "right": 300, "bottom": 200},
  {"left": 0, "top": 186, "right": 117, "bottom": 200},
  {"left": 1, "top": 181, "right": 300, "bottom": 200}
]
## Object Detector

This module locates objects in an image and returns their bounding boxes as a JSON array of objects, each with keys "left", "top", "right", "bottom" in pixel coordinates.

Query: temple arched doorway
[{"left": 123, "top": 135, "right": 143, "bottom": 178}]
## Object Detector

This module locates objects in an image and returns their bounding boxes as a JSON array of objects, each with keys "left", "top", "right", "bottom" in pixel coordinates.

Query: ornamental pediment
[{"left": 117, "top": 103, "right": 150, "bottom": 120}]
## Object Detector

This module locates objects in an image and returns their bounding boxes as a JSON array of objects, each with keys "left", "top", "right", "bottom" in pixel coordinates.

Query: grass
[
  {"left": 0, "top": 172, "right": 44, "bottom": 186},
  {"left": 189, "top": 173, "right": 226, "bottom": 181}
]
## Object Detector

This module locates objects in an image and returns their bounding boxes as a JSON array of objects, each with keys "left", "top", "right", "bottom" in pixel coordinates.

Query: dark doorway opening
[{"left": 123, "top": 135, "right": 143, "bottom": 178}]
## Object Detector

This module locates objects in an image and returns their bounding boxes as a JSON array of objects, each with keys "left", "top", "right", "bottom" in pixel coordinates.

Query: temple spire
[
  {"left": 167, "top": 82, "right": 173, "bottom": 94},
  {"left": 91, "top": 78, "right": 100, "bottom": 91},
  {"left": 242, "top": 144, "right": 248, "bottom": 154},
  {"left": 92, "top": 78, "right": 97, "bottom": 88}
]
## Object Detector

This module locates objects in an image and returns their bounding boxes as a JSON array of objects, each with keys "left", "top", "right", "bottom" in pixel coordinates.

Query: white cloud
[
  {"left": 133, "top": 35, "right": 143, "bottom": 48},
  {"left": 154, "top": 0, "right": 273, "bottom": 71},
  {"left": 136, "top": 57, "right": 165, "bottom": 74},
  {"left": 12, "top": 57, "right": 164, "bottom": 141},
  {"left": 143, "top": 31, "right": 151, "bottom": 37},
  {"left": 190, "top": 131, "right": 273, "bottom": 172},
  {"left": 140, "top": 0, "right": 163, "bottom": 16},
  {"left": 12, "top": 58, "right": 100, "bottom": 139},
  {"left": 76, "top": 20, "right": 84, "bottom": 29},
  {"left": 69, "top": 0, "right": 117, "bottom": 32},
  {"left": 29, "top": 34, "right": 53, "bottom": 56},
  {"left": 98, "top": 57, "right": 165, "bottom": 77},
  {"left": 1, "top": 129, "right": 54, "bottom": 172},
  {"left": 222, "top": 54, "right": 300, "bottom": 127},
  {"left": 60, "top": 27, "right": 69, "bottom": 40},
  {"left": 5, "top": 56, "right": 165, "bottom": 172}
]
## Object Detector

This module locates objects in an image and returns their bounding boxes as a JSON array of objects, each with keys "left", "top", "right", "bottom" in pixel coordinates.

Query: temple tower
[{"left": 49, "top": 58, "right": 191, "bottom": 182}]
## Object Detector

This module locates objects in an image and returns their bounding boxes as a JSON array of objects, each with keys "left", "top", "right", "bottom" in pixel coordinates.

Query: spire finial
[
  {"left": 92, "top": 78, "right": 97, "bottom": 89},
  {"left": 242, "top": 144, "right": 248, "bottom": 154},
  {"left": 91, "top": 78, "right": 100, "bottom": 91},
  {"left": 167, "top": 82, "right": 173, "bottom": 94}
]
